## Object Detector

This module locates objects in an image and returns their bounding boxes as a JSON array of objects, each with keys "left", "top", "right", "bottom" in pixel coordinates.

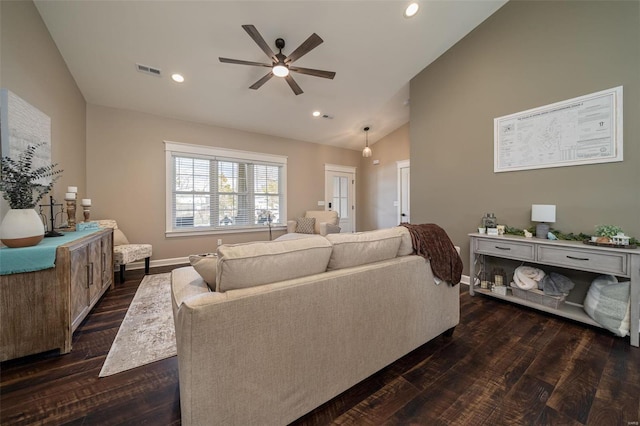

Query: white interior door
[
  {"left": 325, "top": 165, "right": 355, "bottom": 233},
  {"left": 397, "top": 160, "right": 410, "bottom": 224}
]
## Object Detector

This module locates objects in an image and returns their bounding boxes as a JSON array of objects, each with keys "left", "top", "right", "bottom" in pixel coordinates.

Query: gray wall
[{"left": 410, "top": 0, "right": 640, "bottom": 274}]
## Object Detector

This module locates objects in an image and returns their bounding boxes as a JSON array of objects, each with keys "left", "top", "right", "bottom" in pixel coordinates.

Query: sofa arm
[
  {"left": 319, "top": 222, "right": 341, "bottom": 236},
  {"left": 287, "top": 220, "right": 297, "bottom": 233}
]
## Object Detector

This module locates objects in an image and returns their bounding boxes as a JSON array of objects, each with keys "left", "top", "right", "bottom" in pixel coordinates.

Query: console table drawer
[
  {"left": 475, "top": 239, "right": 534, "bottom": 261},
  {"left": 537, "top": 246, "right": 627, "bottom": 276}
]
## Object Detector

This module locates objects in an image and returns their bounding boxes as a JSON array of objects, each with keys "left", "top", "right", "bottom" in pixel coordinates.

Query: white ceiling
[{"left": 34, "top": 0, "right": 506, "bottom": 151}]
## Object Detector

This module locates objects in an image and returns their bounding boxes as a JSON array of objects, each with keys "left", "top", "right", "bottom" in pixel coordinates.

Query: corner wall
[
  {"left": 358, "top": 123, "right": 410, "bottom": 231},
  {"left": 410, "top": 0, "right": 640, "bottom": 273}
]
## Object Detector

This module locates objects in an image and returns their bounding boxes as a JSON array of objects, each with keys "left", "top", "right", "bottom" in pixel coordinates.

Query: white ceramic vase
[{"left": 0, "top": 209, "right": 45, "bottom": 248}]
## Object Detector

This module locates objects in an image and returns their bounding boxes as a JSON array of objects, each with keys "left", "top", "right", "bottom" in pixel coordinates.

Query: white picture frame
[
  {"left": 494, "top": 86, "right": 623, "bottom": 173},
  {"left": 0, "top": 89, "right": 52, "bottom": 184}
]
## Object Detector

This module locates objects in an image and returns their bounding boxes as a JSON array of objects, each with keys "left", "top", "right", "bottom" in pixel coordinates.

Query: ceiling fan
[{"left": 219, "top": 25, "right": 336, "bottom": 95}]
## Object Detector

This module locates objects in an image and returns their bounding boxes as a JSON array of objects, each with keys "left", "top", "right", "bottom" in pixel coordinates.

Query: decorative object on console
[
  {"left": 482, "top": 213, "right": 497, "bottom": 229},
  {"left": 81, "top": 198, "right": 92, "bottom": 222},
  {"left": 0, "top": 143, "right": 63, "bottom": 247},
  {"left": 362, "top": 126, "right": 372, "bottom": 157},
  {"left": 531, "top": 204, "right": 556, "bottom": 239},
  {"left": 612, "top": 232, "right": 630, "bottom": 246},
  {"left": 65, "top": 187, "right": 77, "bottom": 230}
]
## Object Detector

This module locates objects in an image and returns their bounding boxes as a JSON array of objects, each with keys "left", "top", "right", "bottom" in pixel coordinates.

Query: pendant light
[{"left": 362, "top": 126, "right": 372, "bottom": 157}]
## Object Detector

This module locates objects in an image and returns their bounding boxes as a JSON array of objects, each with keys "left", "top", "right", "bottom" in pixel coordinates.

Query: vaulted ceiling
[{"left": 35, "top": 0, "right": 506, "bottom": 150}]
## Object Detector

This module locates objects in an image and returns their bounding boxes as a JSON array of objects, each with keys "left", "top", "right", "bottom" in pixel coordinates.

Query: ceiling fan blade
[
  {"left": 249, "top": 72, "right": 274, "bottom": 90},
  {"left": 242, "top": 24, "right": 277, "bottom": 63},
  {"left": 284, "top": 33, "right": 323, "bottom": 64},
  {"left": 288, "top": 66, "right": 336, "bottom": 80},
  {"left": 284, "top": 74, "right": 303, "bottom": 95},
  {"left": 219, "top": 57, "right": 272, "bottom": 68}
]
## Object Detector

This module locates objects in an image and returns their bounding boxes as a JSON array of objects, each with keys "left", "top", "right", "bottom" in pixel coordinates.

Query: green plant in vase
[
  {"left": 0, "top": 143, "right": 63, "bottom": 247},
  {"left": 594, "top": 224, "right": 623, "bottom": 243}
]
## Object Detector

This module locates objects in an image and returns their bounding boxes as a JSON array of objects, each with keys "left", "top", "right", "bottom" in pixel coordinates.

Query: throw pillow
[
  {"left": 295, "top": 217, "right": 316, "bottom": 234},
  {"left": 583, "top": 275, "right": 630, "bottom": 337},
  {"left": 113, "top": 228, "right": 129, "bottom": 246},
  {"left": 189, "top": 253, "right": 218, "bottom": 291}
]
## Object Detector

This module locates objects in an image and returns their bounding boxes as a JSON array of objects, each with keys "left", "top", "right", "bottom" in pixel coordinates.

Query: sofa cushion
[
  {"left": 295, "top": 217, "right": 316, "bottom": 234},
  {"left": 216, "top": 236, "right": 333, "bottom": 292},
  {"left": 395, "top": 226, "right": 414, "bottom": 256},
  {"left": 189, "top": 254, "right": 217, "bottom": 291},
  {"left": 325, "top": 228, "right": 402, "bottom": 270}
]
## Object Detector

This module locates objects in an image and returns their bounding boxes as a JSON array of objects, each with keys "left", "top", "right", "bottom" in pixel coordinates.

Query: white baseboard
[
  {"left": 460, "top": 274, "right": 470, "bottom": 286},
  {"left": 123, "top": 256, "right": 189, "bottom": 271}
]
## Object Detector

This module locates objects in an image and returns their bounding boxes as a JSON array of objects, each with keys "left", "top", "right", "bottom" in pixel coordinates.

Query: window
[{"left": 165, "top": 141, "right": 287, "bottom": 236}]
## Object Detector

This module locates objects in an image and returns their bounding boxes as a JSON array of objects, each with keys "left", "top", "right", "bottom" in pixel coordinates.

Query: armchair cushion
[
  {"left": 113, "top": 243, "right": 153, "bottom": 266},
  {"left": 287, "top": 210, "right": 341, "bottom": 236},
  {"left": 295, "top": 217, "right": 316, "bottom": 234}
]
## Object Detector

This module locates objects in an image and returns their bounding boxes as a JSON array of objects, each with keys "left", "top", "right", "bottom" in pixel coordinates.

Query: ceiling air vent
[{"left": 136, "top": 63, "right": 162, "bottom": 77}]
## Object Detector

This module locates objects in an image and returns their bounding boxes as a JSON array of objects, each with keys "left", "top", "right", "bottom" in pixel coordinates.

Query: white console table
[{"left": 469, "top": 233, "right": 639, "bottom": 347}]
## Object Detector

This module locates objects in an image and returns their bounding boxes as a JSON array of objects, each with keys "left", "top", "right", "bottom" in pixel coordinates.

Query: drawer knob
[
  {"left": 566, "top": 255, "right": 589, "bottom": 261},
  {"left": 495, "top": 246, "right": 511, "bottom": 251}
]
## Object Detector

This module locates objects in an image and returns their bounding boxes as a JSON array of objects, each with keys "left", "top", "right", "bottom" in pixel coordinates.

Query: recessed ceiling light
[
  {"left": 312, "top": 111, "right": 321, "bottom": 117},
  {"left": 171, "top": 73, "right": 185, "bottom": 83},
  {"left": 404, "top": 2, "right": 419, "bottom": 18}
]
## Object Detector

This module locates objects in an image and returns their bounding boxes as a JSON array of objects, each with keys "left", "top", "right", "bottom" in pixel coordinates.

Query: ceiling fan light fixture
[
  {"left": 404, "top": 2, "right": 420, "bottom": 18},
  {"left": 272, "top": 63, "right": 289, "bottom": 77},
  {"left": 362, "top": 126, "right": 372, "bottom": 157}
]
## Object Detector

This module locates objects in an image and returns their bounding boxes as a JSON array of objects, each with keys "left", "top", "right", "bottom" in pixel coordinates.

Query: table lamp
[{"left": 532, "top": 204, "right": 556, "bottom": 239}]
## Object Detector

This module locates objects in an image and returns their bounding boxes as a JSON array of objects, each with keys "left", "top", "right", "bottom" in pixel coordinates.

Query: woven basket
[{"left": 510, "top": 285, "right": 565, "bottom": 309}]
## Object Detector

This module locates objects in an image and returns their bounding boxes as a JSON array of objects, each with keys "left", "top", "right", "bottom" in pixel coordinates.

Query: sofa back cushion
[
  {"left": 395, "top": 226, "right": 414, "bottom": 256},
  {"left": 216, "top": 236, "right": 332, "bottom": 292},
  {"left": 325, "top": 228, "right": 402, "bottom": 270}
]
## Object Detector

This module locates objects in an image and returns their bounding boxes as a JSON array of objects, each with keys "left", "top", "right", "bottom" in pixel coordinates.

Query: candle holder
[
  {"left": 81, "top": 199, "right": 92, "bottom": 222},
  {"left": 65, "top": 198, "right": 77, "bottom": 230}
]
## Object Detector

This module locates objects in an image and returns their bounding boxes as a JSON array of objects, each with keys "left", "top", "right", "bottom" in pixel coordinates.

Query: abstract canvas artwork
[{"left": 0, "top": 89, "right": 52, "bottom": 184}]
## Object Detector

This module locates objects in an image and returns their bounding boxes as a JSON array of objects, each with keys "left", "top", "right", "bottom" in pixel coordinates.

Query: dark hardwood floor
[{"left": 1, "top": 266, "right": 639, "bottom": 425}]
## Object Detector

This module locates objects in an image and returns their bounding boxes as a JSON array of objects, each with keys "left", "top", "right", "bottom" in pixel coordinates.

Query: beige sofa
[{"left": 171, "top": 227, "right": 460, "bottom": 426}]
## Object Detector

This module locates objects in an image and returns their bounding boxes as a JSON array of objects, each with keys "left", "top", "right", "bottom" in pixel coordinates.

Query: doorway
[
  {"left": 397, "top": 160, "right": 410, "bottom": 224},
  {"left": 325, "top": 164, "right": 356, "bottom": 233}
]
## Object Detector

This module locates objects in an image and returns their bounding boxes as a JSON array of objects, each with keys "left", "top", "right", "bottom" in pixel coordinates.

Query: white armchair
[
  {"left": 287, "top": 210, "right": 341, "bottom": 236},
  {"left": 97, "top": 220, "right": 152, "bottom": 283}
]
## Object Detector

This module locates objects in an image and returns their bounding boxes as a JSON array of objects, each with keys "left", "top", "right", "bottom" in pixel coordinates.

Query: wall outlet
[
  {"left": 217, "top": 239, "right": 222, "bottom": 246},
  {"left": 317, "top": 201, "right": 325, "bottom": 206}
]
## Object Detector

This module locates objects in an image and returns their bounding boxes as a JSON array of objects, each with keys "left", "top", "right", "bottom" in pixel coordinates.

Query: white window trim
[{"left": 164, "top": 140, "right": 287, "bottom": 237}]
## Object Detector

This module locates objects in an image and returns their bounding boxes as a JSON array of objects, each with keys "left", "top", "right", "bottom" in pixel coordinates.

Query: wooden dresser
[{"left": 0, "top": 228, "right": 114, "bottom": 361}]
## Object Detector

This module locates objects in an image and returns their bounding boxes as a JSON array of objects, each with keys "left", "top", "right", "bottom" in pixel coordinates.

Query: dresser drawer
[
  {"left": 475, "top": 239, "right": 534, "bottom": 261},
  {"left": 537, "top": 246, "right": 628, "bottom": 276}
]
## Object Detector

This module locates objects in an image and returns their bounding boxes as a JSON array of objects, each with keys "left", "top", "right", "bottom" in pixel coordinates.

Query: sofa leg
[
  {"left": 119, "top": 264, "right": 126, "bottom": 284},
  {"left": 443, "top": 326, "right": 456, "bottom": 338},
  {"left": 144, "top": 257, "right": 150, "bottom": 274}
]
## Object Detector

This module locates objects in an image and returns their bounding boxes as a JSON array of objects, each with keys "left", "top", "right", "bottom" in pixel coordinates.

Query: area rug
[{"left": 99, "top": 272, "right": 176, "bottom": 377}]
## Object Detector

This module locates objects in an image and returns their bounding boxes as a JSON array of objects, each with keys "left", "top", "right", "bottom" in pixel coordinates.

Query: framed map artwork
[{"left": 494, "top": 86, "right": 623, "bottom": 173}]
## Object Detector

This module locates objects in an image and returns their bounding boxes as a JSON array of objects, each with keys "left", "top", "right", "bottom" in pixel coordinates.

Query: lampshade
[
  {"left": 362, "top": 126, "right": 372, "bottom": 157},
  {"left": 531, "top": 204, "right": 556, "bottom": 223}
]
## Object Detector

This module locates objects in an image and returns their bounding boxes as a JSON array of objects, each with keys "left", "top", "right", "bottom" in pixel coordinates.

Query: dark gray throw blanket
[
  {"left": 400, "top": 223, "right": 463, "bottom": 285},
  {"left": 540, "top": 272, "right": 575, "bottom": 296}
]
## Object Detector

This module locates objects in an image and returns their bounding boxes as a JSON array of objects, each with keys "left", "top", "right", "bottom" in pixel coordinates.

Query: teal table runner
[{"left": 0, "top": 229, "right": 101, "bottom": 275}]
